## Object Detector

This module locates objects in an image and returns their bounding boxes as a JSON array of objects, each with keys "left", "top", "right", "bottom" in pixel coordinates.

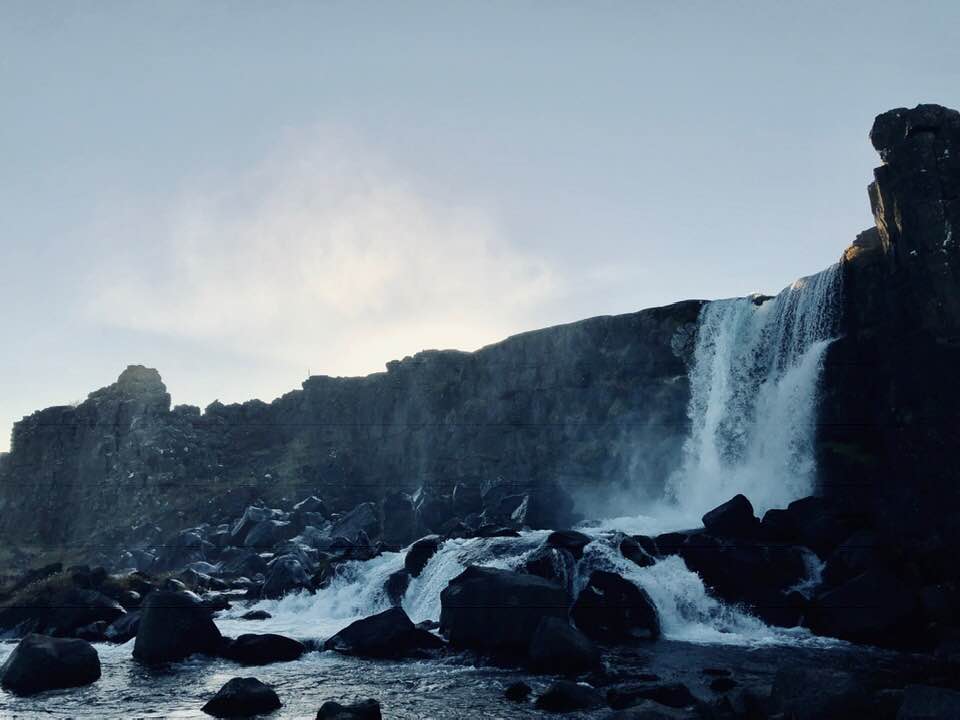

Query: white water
[
  {"left": 666, "top": 264, "right": 842, "bottom": 519},
  {"left": 221, "top": 267, "right": 844, "bottom": 649}
]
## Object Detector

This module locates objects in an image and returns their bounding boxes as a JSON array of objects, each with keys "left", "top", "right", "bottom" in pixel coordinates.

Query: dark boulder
[
  {"left": 607, "top": 681, "right": 697, "bottom": 710},
  {"left": 897, "top": 685, "right": 960, "bottom": 720},
  {"left": 74, "top": 620, "right": 108, "bottom": 642},
  {"left": 316, "top": 698, "right": 382, "bottom": 719},
  {"left": 220, "top": 633, "right": 306, "bottom": 665},
  {"left": 330, "top": 503, "right": 380, "bottom": 543},
  {"left": 221, "top": 549, "right": 269, "bottom": 578},
  {"left": 384, "top": 569, "right": 410, "bottom": 606},
  {"left": 807, "top": 567, "right": 919, "bottom": 647},
  {"left": 202, "top": 677, "right": 281, "bottom": 717},
  {"left": 452, "top": 483, "right": 482, "bottom": 517},
  {"left": 702, "top": 494, "right": 758, "bottom": 538},
  {"left": 535, "top": 680, "right": 604, "bottom": 712},
  {"left": 381, "top": 491, "right": 417, "bottom": 546},
  {"left": 404, "top": 535, "right": 442, "bottom": 577},
  {"left": 620, "top": 536, "right": 656, "bottom": 568},
  {"left": 779, "top": 497, "right": 850, "bottom": 558},
  {"left": 294, "top": 496, "right": 328, "bottom": 517},
  {"left": 604, "top": 701, "right": 698, "bottom": 719},
  {"left": 529, "top": 617, "right": 601, "bottom": 673},
  {"left": 241, "top": 610, "right": 272, "bottom": 621},
  {"left": 133, "top": 590, "right": 222, "bottom": 664},
  {"left": 231, "top": 506, "right": 280, "bottom": 546},
  {"left": 49, "top": 589, "right": 126, "bottom": 637},
  {"left": 572, "top": 571, "right": 660, "bottom": 643},
  {"left": 261, "top": 555, "right": 312, "bottom": 599},
  {"left": 105, "top": 611, "right": 141, "bottom": 643},
  {"left": 823, "top": 530, "right": 880, "bottom": 587},
  {"left": 245, "top": 520, "right": 297, "bottom": 550},
  {"left": 769, "top": 666, "right": 870, "bottom": 720},
  {"left": 414, "top": 489, "right": 453, "bottom": 533},
  {"left": 0, "top": 634, "right": 101, "bottom": 696},
  {"left": 155, "top": 529, "right": 211, "bottom": 572},
  {"left": 546, "top": 530, "right": 592, "bottom": 560},
  {"left": 505, "top": 681, "right": 532, "bottom": 702},
  {"left": 440, "top": 566, "right": 571, "bottom": 654},
  {"left": 324, "top": 607, "right": 443, "bottom": 658},
  {"left": 523, "top": 545, "right": 577, "bottom": 589}
]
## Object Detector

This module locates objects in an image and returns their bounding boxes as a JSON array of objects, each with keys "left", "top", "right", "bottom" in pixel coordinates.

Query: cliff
[
  {"left": 0, "top": 302, "right": 702, "bottom": 556},
  {"left": 819, "top": 104, "right": 960, "bottom": 576}
]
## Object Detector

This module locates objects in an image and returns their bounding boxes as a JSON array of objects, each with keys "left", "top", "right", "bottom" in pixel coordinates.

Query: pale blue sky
[{"left": 2, "top": 1, "right": 958, "bottom": 451}]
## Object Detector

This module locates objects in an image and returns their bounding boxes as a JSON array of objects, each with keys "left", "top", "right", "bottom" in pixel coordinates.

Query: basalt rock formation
[
  {"left": 818, "top": 104, "right": 960, "bottom": 580},
  {"left": 0, "top": 304, "right": 700, "bottom": 559}
]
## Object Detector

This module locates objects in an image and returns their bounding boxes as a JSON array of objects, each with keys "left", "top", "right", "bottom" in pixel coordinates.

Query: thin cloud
[{"left": 86, "top": 129, "right": 560, "bottom": 379}]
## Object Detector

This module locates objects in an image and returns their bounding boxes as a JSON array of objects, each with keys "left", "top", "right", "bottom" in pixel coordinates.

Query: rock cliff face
[
  {"left": 819, "top": 104, "right": 960, "bottom": 574},
  {"left": 0, "top": 303, "right": 702, "bottom": 556}
]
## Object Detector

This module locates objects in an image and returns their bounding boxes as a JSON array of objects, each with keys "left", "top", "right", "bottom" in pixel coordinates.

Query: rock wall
[
  {"left": 0, "top": 302, "right": 702, "bottom": 556},
  {"left": 818, "top": 104, "right": 960, "bottom": 576}
]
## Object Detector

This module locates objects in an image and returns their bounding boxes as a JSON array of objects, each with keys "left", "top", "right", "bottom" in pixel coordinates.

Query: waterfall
[{"left": 666, "top": 264, "right": 843, "bottom": 518}]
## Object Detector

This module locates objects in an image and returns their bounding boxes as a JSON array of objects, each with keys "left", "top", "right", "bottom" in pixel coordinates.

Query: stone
[
  {"left": 545, "top": 530, "right": 592, "bottom": 560},
  {"left": 404, "top": 535, "right": 442, "bottom": 577},
  {"left": 505, "top": 681, "right": 532, "bottom": 702},
  {"left": 261, "top": 555, "right": 312, "bottom": 599},
  {"left": 535, "top": 681, "right": 604, "bottom": 712},
  {"left": 769, "top": 667, "right": 870, "bottom": 720},
  {"left": 620, "top": 536, "right": 656, "bottom": 568},
  {"left": 0, "top": 634, "right": 101, "bottom": 696},
  {"left": 324, "top": 607, "right": 443, "bottom": 658},
  {"left": 381, "top": 491, "right": 417, "bottom": 546},
  {"left": 528, "top": 616, "right": 601, "bottom": 673},
  {"left": 202, "top": 677, "right": 281, "bottom": 717},
  {"left": 702, "top": 494, "right": 759, "bottom": 538},
  {"left": 384, "top": 569, "right": 410, "bottom": 606},
  {"left": 220, "top": 633, "right": 306, "bottom": 665},
  {"left": 104, "top": 611, "right": 141, "bottom": 643},
  {"left": 330, "top": 503, "right": 380, "bottom": 544},
  {"left": 133, "top": 590, "right": 222, "bottom": 664},
  {"left": 607, "top": 682, "right": 697, "bottom": 710},
  {"left": 440, "top": 566, "right": 571, "bottom": 654},
  {"left": 241, "top": 610, "right": 272, "bottom": 621},
  {"left": 572, "top": 570, "right": 660, "bottom": 643},
  {"left": 316, "top": 699, "right": 382, "bottom": 719}
]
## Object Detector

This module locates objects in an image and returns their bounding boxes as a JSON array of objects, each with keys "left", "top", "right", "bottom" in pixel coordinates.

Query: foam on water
[{"left": 222, "top": 267, "right": 844, "bottom": 649}]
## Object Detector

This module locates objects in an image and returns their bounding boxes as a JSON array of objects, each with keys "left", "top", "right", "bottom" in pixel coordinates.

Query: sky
[{"left": 2, "top": 1, "right": 959, "bottom": 452}]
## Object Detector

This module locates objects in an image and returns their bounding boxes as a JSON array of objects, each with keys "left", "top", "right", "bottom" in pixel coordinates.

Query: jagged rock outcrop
[
  {"left": 0, "top": 303, "right": 701, "bottom": 559},
  {"left": 818, "top": 104, "right": 960, "bottom": 588}
]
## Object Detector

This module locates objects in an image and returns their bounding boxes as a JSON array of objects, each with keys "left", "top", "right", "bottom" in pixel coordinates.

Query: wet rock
[
  {"left": 414, "top": 489, "right": 453, "bottom": 533},
  {"left": 384, "top": 569, "right": 410, "bottom": 606},
  {"left": 155, "top": 529, "right": 211, "bottom": 572},
  {"left": 770, "top": 666, "right": 870, "bottom": 720},
  {"left": 316, "top": 698, "right": 382, "bottom": 719},
  {"left": 324, "top": 607, "right": 443, "bottom": 658},
  {"left": 505, "top": 681, "right": 532, "bottom": 702},
  {"left": 202, "top": 676, "right": 281, "bottom": 717},
  {"left": 710, "top": 677, "right": 737, "bottom": 693},
  {"left": 245, "top": 520, "right": 297, "bottom": 550},
  {"left": 133, "top": 590, "right": 222, "bottom": 664},
  {"left": 440, "top": 566, "right": 571, "bottom": 654},
  {"left": 807, "top": 567, "right": 919, "bottom": 647},
  {"left": 74, "top": 620, "right": 108, "bottom": 642},
  {"left": 404, "top": 535, "right": 442, "bottom": 577},
  {"left": 294, "top": 496, "right": 328, "bottom": 517},
  {"left": 896, "top": 684, "right": 960, "bottom": 720},
  {"left": 241, "top": 610, "right": 272, "bottom": 621},
  {"left": 220, "top": 633, "right": 306, "bottom": 665},
  {"left": 523, "top": 545, "right": 576, "bottom": 589},
  {"left": 607, "top": 682, "right": 697, "bottom": 710},
  {"left": 572, "top": 570, "right": 660, "bottom": 643},
  {"left": 620, "top": 536, "right": 656, "bottom": 568},
  {"left": 330, "top": 503, "right": 381, "bottom": 544},
  {"left": 117, "top": 590, "right": 142, "bottom": 609},
  {"left": 823, "top": 530, "right": 880, "bottom": 587},
  {"left": 452, "top": 483, "right": 482, "bottom": 517},
  {"left": 535, "top": 680, "right": 604, "bottom": 712},
  {"left": 702, "top": 494, "right": 759, "bottom": 538},
  {"left": 105, "top": 611, "right": 141, "bottom": 643},
  {"left": 0, "top": 634, "right": 101, "bottom": 696},
  {"left": 231, "top": 506, "right": 281, "bottom": 546},
  {"left": 546, "top": 530, "right": 592, "bottom": 560},
  {"left": 261, "top": 554, "right": 312, "bottom": 599},
  {"left": 529, "top": 617, "right": 601, "bottom": 673},
  {"left": 221, "top": 549, "right": 269, "bottom": 578},
  {"left": 771, "top": 497, "right": 850, "bottom": 558},
  {"left": 381, "top": 491, "right": 417, "bottom": 546}
]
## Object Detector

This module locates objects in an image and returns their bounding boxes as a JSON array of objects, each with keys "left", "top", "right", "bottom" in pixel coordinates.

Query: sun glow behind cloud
[{"left": 86, "top": 129, "right": 559, "bottom": 383}]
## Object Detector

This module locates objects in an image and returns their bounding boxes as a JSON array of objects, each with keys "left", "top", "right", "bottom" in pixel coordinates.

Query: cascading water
[
  {"left": 666, "top": 264, "right": 843, "bottom": 518},
  {"left": 219, "top": 265, "right": 845, "bottom": 650}
]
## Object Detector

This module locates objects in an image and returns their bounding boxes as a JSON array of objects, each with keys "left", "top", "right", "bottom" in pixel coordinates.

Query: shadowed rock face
[
  {"left": 0, "top": 302, "right": 701, "bottom": 557},
  {"left": 818, "top": 103, "right": 960, "bottom": 571}
]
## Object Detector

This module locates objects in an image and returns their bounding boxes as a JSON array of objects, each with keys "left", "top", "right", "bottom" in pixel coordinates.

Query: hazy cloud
[{"left": 86, "top": 129, "right": 560, "bottom": 379}]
